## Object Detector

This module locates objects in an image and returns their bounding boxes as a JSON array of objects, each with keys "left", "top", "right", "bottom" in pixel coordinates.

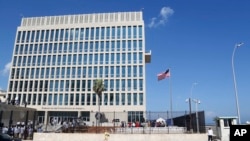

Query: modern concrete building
[{"left": 7, "top": 11, "right": 151, "bottom": 125}]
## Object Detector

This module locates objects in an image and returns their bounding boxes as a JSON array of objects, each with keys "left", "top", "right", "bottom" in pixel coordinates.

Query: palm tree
[{"left": 93, "top": 79, "right": 105, "bottom": 126}]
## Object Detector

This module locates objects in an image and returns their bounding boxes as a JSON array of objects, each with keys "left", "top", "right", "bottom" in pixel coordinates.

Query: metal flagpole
[{"left": 169, "top": 68, "right": 173, "bottom": 125}]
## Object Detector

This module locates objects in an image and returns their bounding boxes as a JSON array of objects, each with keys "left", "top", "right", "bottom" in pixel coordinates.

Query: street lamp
[
  {"left": 190, "top": 82, "right": 198, "bottom": 112},
  {"left": 232, "top": 42, "right": 243, "bottom": 124},
  {"left": 186, "top": 82, "right": 198, "bottom": 133},
  {"left": 193, "top": 99, "right": 201, "bottom": 133}
]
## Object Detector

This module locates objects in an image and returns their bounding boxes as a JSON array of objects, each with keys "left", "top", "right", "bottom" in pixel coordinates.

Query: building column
[
  {"left": 44, "top": 111, "right": 48, "bottom": 126},
  {"left": 78, "top": 111, "right": 81, "bottom": 118}
]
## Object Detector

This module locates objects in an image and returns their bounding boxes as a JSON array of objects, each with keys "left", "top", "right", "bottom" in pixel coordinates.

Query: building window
[
  {"left": 76, "top": 93, "right": 79, "bottom": 105},
  {"left": 60, "top": 80, "right": 64, "bottom": 91},
  {"left": 122, "top": 26, "right": 126, "bottom": 39},
  {"left": 71, "top": 80, "right": 75, "bottom": 91},
  {"left": 139, "top": 66, "right": 143, "bottom": 77},
  {"left": 92, "top": 93, "right": 96, "bottom": 105},
  {"left": 54, "top": 94, "right": 58, "bottom": 105},
  {"left": 127, "top": 79, "right": 131, "bottom": 91},
  {"left": 66, "top": 67, "right": 70, "bottom": 78},
  {"left": 43, "top": 94, "right": 47, "bottom": 105},
  {"left": 81, "top": 93, "right": 85, "bottom": 105},
  {"left": 60, "top": 29, "right": 64, "bottom": 41},
  {"left": 116, "top": 79, "right": 120, "bottom": 91},
  {"left": 32, "top": 94, "right": 37, "bottom": 105},
  {"left": 36, "top": 30, "right": 41, "bottom": 42},
  {"left": 80, "top": 28, "right": 84, "bottom": 40},
  {"left": 110, "top": 93, "right": 114, "bottom": 105},
  {"left": 139, "top": 93, "right": 143, "bottom": 105},
  {"left": 117, "top": 26, "right": 121, "bottom": 39},
  {"left": 122, "top": 66, "right": 126, "bottom": 77},
  {"left": 133, "top": 79, "right": 137, "bottom": 90},
  {"left": 115, "top": 93, "right": 119, "bottom": 105},
  {"left": 121, "top": 93, "right": 125, "bottom": 105},
  {"left": 28, "top": 94, "right": 31, "bottom": 105},
  {"left": 133, "top": 93, "right": 137, "bottom": 105},
  {"left": 104, "top": 93, "right": 108, "bottom": 105},
  {"left": 139, "top": 25, "right": 142, "bottom": 38},
  {"left": 40, "top": 30, "right": 45, "bottom": 42},
  {"left": 106, "top": 27, "right": 110, "bottom": 39},
  {"left": 127, "top": 93, "right": 131, "bottom": 105},
  {"left": 122, "top": 79, "right": 125, "bottom": 91},
  {"left": 87, "top": 93, "right": 90, "bottom": 105},
  {"left": 70, "top": 93, "right": 74, "bottom": 105},
  {"left": 59, "top": 93, "right": 63, "bottom": 105},
  {"left": 78, "top": 54, "right": 82, "bottom": 65},
  {"left": 76, "top": 80, "right": 80, "bottom": 91},
  {"left": 55, "top": 80, "right": 59, "bottom": 92},
  {"left": 128, "top": 26, "right": 131, "bottom": 39},
  {"left": 64, "top": 93, "right": 68, "bottom": 105},
  {"left": 139, "top": 79, "right": 143, "bottom": 91},
  {"left": 17, "top": 31, "right": 21, "bottom": 43},
  {"left": 111, "top": 26, "right": 115, "bottom": 39},
  {"left": 133, "top": 26, "right": 137, "bottom": 38}
]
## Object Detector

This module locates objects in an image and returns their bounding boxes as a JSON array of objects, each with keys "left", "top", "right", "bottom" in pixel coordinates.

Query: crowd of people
[{"left": 1, "top": 122, "right": 35, "bottom": 140}]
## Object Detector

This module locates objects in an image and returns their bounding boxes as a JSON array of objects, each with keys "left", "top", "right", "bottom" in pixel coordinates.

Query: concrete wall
[{"left": 33, "top": 133, "right": 207, "bottom": 141}]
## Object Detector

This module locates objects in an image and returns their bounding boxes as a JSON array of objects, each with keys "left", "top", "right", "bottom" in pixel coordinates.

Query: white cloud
[
  {"left": 148, "top": 6, "right": 174, "bottom": 28},
  {"left": 2, "top": 62, "right": 12, "bottom": 75}
]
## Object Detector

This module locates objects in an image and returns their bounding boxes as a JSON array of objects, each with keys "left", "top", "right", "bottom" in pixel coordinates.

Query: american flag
[{"left": 157, "top": 69, "right": 170, "bottom": 81}]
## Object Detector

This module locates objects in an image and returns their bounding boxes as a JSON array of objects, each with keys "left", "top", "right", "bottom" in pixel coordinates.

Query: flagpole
[{"left": 169, "top": 68, "right": 173, "bottom": 125}]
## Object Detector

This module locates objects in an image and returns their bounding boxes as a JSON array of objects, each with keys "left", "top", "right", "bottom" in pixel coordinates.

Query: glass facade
[{"left": 7, "top": 12, "right": 149, "bottom": 123}]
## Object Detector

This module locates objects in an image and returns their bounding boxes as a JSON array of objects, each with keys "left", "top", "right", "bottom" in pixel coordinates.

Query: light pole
[
  {"left": 193, "top": 99, "right": 201, "bottom": 133},
  {"left": 187, "top": 82, "right": 198, "bottom": 133},
  {"left": 190, "top": 82, "right": 198, "bottom": 112},
  {"left": 232, "top": 42, "right": 243, "bottom": 124}
]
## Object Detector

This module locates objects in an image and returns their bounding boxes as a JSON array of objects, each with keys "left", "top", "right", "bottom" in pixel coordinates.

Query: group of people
[
  {"left": 124, "top": 121, "right": 141, "bottom": 128},
  {"left": 1, "top": 124, "right": 34, "bottom": 140},
  {"left": 3, "top": 97, "right": 21, "bottom": 106}
]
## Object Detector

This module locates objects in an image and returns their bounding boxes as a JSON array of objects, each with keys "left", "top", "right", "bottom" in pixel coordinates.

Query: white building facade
[
  {"left": 7, "top": 11, "right": 151, "bottom": 125},
  {"left": 0, "top": 90, "right": 7, "bottom": 102}
]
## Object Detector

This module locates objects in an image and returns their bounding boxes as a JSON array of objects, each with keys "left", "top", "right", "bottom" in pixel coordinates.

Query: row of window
[
  {"left": 8, "top": 93, "right": 144, "bottom": 106},
  {"left": 17, "top": 26, "right": 143, "bottom": 43},
  {"left": 9, "top": 79, "right": 144, "bottom": 92},
  {"left": 14, "top": 40, "right": 143, "bottom": 55},
  {"left": 10, "top": 65, "right": 144, "bottom": 79},
  {"left": 13, "top": 52, "right": 143, "bottom": 67}
]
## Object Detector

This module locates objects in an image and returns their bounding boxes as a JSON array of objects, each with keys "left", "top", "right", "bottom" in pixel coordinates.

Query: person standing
[
  {"left": 208, "top": 128, "right": 213, "bottom": 141},
  {"left": 104, "top": 129, "right": 110, "bottom": 141}
]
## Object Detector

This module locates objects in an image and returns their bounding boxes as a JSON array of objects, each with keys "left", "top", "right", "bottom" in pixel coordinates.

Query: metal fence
[
  {"left": 53, "top": 110, "right": 205, "bottom": 134},
  {"left": 0, "top": 104, "right": 206, "bottom": 135}
]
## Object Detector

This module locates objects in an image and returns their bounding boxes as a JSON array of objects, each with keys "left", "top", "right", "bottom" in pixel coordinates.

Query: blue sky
[{"left": 1, "top": 0, "right": 250, "bottom": 124}]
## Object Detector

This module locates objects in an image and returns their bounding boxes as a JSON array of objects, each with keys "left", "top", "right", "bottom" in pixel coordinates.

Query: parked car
[{"left": 0, "top": 133, "right": 22, "bottom": 141}]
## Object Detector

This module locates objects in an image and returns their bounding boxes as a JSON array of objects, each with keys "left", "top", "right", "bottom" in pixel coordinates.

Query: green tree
[{"left": 93, "top": 79, "right": 105, "bottom": 126}]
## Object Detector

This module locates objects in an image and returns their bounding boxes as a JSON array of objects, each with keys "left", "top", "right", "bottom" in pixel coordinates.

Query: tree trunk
[{"left": 98, "top": 95, "right": 101, "bottom": 126}]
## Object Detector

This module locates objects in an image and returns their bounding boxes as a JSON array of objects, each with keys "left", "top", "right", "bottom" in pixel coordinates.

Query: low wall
[{"left": 33, "top": 133, "right": 207, "bottom": 141}]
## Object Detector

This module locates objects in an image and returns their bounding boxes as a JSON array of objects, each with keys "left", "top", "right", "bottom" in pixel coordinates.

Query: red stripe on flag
[{"left": 157, "top": 69, "right": 170, "bottom": 81}]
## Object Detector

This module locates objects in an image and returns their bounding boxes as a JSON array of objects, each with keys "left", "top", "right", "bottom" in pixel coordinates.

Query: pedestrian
[
  {"left": 208, "top": 127, "right": 213, "bottom": 141},
  {"left": 132, "top": 122, "right": 135, "bottom": 127},
  {"left": 20, "top": 125, "right": 25, "bottom": 139},
  {"left": 104, "top": 129, "right": 110, "bottom": 141},
  {"left": 28, "top": 127, "right": 33, "bottom": 139}
]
